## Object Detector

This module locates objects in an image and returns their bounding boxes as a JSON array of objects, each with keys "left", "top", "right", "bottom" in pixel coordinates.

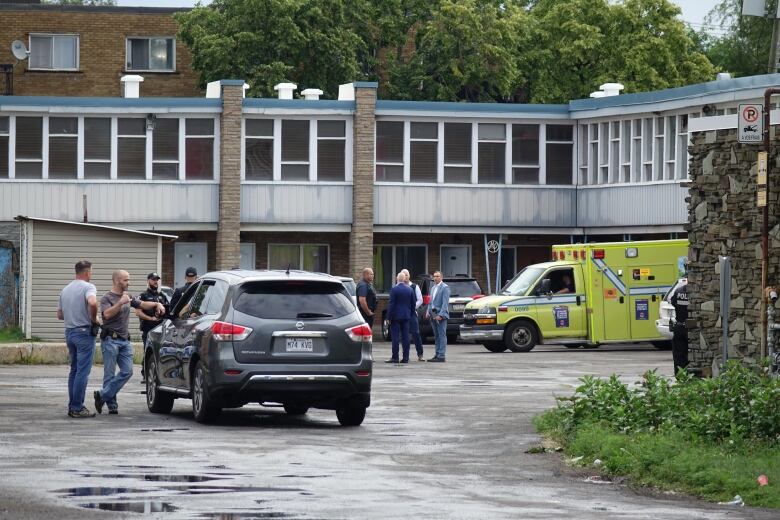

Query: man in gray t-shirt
[
  {"left": 94, "top": 269, "right": 164, "bottom": 415},
  {"left": 57, "top": 260, "right": 99, "bottom": 418}
]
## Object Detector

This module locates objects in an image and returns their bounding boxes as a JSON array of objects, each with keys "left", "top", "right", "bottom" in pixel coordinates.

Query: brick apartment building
[{"left": 0, "top": 1, "right": 200, "bottom": 97}]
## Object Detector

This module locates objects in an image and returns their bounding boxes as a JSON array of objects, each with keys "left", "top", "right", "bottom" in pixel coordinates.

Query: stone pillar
[
  {"left": 686, "top": 127, "right": 780, "bottom": 374},
  {"left": 349, "top": 82, "right": 378, "bottom": 279},
  {"left": 216, "top": 80, "right": 244, "bottom": 270}
]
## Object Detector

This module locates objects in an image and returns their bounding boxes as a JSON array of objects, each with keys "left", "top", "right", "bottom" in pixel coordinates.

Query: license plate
[
  {"left": 451, "top": 304, "right": 465, "bottom": 311},
  {"left": 285, "top": 338, "right": 313, "bottom": 352}
]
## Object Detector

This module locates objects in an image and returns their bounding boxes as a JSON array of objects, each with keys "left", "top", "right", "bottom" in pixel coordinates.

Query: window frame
[
  {"left": 267, "top": 243, "right": 331, "bottom": 273},
  {"left": 241, "top": 116, "right": 352, "bottom": 183},
  {"left": 28, "top": 33, "right": 80, "bottom": 71},
  {"left": 47, "top": 116, "right": 78, "bottom": 179},
  {"left": 125, "top": 36, "right": 176, "bottom": 73},
  {"left": 374, "top": 119, "right": 405, "bottom": 183},
  {"left": 408, "top": 121, "right": 439, "bottom": 183},
  {"left": 371, "top": 244, "right": 428, "bottom": 294},
  {"left": 316, "top": 119, "right": 347, "bottom": 182}
]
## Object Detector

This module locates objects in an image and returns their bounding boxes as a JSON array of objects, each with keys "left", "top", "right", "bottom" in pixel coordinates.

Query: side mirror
[{"left": 539, "top": 279, "right": 552, "bottom": 297}]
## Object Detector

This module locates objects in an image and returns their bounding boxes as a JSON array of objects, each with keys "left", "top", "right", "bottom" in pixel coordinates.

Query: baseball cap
[
  {"left": 147, "top": 272, "right": 161, "bottom": 280},
  {"left": 185, "top": 267, "right": 198, "bottom": 277}
]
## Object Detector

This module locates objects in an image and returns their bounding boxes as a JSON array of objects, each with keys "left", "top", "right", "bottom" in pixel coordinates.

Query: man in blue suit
[
  {"left": 425, "top": 271, "right": 450, "bottom": 362},
  {"left": 386, "top": 272, "right": 415, "bottom": 364}
]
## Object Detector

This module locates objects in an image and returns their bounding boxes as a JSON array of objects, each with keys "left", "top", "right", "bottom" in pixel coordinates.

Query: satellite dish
[{"left": 11, "top": 40, "right": 29, "bottom": 61}]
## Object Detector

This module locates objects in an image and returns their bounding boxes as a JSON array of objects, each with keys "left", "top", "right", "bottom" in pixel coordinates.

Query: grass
[
  {"left": 535, "top": 412, "right": 780, "bottom": 509},
  {"left": 0, "top": 327, "right": 35, "bottom": 343}
]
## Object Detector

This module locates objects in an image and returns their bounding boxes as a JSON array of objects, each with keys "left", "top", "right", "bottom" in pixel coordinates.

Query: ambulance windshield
[{"left": 500, "top": 267, "right": 545, "bottom": 296}]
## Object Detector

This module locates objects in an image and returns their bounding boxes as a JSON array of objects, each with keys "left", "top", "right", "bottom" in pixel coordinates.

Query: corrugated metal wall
[
  {"left": 241, "top": 184, "right": 352, "bottom": 224},
  {"left": 0, "top": 183, "right": 218, "bottom": 224},
  {"left": 29, "top": 221, "right": 161, "bottom": 341},
  {"left": 576, "top": 183, "right": 687, "bottom": 227},
  {"left": 374, "top": 185, "right": 577, "bottom": 227}
]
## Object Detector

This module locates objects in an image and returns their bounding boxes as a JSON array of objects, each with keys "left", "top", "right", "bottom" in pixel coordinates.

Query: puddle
[
  {"left": 79, "top": 501, "right": 178, "bottom": 513},
  {"left": 197, "top": 513, "right": 293, "bottom": 519},
  {"left": 276, "top": 475, "right": 329, "bottom": 479},
  {"left": 164, "top": 485, "right": 303, "bottom": 495},
  {"left": 80, "top": 473, "right": 233, "bottom": 482},
  {"left": 140, "top": 428, "right": 190, "bottom": 432},
  {"left": 56, "top": 487, "right": 148, "bottom": 497}
]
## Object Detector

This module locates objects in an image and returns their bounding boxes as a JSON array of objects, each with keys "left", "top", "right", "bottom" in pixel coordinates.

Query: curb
[{"left": 0, "top": 343, "right": 145, "bottom": 365}]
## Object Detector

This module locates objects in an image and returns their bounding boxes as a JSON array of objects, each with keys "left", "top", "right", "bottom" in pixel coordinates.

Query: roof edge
[{"left": 15, "top": 216, "right": 178, "bottom": 240}]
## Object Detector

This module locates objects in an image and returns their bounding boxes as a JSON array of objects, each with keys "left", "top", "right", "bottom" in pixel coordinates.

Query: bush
[{"left": 550, "top": 362, "right": 780, "bottom": 444}]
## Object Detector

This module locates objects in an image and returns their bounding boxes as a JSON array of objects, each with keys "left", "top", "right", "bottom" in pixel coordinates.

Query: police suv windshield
[{"left": 500, "top": 267, "right": 545, "bottom": 296}]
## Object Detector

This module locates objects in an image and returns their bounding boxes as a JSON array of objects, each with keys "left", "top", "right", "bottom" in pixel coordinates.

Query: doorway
[
  {"left": 441, "top": 245, "right": 470, "bottom": 277},
  {"left": 174, "top": 242, "right": 207, "bottom": 288}
]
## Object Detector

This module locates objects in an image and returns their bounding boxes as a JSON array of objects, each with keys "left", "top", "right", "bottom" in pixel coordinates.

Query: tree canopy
[
  {"left": 177, "top": 0, "right": 717, "bottom": 103},
  {"left": 697, "top": 0, "right": 778, "bottom": 78}
]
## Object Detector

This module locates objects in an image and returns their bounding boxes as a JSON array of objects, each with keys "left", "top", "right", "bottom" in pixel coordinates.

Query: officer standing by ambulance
[{"left": 669, "top": 279, "right": 689, "bottom": 376}]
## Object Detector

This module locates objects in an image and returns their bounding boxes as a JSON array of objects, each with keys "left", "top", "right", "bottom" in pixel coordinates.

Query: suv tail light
[
  {"left": 471, "top": 294, "right": 485, "bottom": 300},
  {"left": 346, "top": 323, "right": 373, "bottom": 342},
  {"left": 212, "top": 321, "right": 252, "bottom": 341},
  {"left": 422, "top": 295, "right": 432, "bottom": 305},
  {"left": 593, "top": 249, "right": 605, "bottom": 259}
]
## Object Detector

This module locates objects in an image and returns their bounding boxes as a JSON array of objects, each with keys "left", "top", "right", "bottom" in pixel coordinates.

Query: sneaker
[
  {"left": 384, "top": 359, "right": 399, "bottom": 364},
  {"left": 417, "top": 356, "right": 426, "bottom": 362},
  {"left": 428, "top": 356, "right": 446, "bottom": 363},
  {"left": 108, "top": 408, "right": 118, "bottom": 415},
  {"left": 70, "top": 407, "right": 95, "bottom": 418},
  {"left": 93, "top": 390, "right": 104, "bottom": 414}
]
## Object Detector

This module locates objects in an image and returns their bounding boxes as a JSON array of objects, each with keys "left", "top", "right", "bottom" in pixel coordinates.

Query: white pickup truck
[{"left": 655, "top": 278, "right": 687, "bottom": 340}]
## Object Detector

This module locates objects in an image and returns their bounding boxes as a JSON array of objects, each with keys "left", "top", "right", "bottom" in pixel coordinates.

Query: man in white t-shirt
[{"left": 57, "top": 260, "right": 99, "bottom": 418}]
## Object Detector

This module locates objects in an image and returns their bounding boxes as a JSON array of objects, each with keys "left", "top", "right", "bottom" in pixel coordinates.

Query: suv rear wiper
[{"left": 296, "top": 312, "right": 333, "bottom": 318}]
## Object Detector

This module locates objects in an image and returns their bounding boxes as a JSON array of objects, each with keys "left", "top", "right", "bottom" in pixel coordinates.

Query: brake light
[
  {"left": 422, "top": 295, "right": 432, "bottom": 305},
  {"left": 580, "top": 250, "right": 586, "bottom": 261},
  {"left": 573, "top": 251, "right": 579, "bottom": 260},
  {"left": 346, "top": 323, "right": 373, "bottom": 342},
  {"left": 224, "top": 369, "right": 242, "bottom": 376},
  {"left": 471, "top": 294, "right": 485, "bottom": 300},
  {"left": 211, "top": 321, "right": 252, "bottom": 341},
  {"left": 592, "top": 249, "right": 605, "bottom": 259},
  {"left": 551, "top": 251, "right": 557, "bottom": 261}
]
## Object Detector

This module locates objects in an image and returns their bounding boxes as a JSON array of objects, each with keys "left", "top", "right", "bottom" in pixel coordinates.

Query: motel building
[{"left": 0, "top": 73, "right": 777, "bottom": 303}]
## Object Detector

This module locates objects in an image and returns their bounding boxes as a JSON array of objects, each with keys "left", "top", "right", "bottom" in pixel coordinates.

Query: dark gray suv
[{"left": 144, "top": 270, "right": 373, "bottom": 426}]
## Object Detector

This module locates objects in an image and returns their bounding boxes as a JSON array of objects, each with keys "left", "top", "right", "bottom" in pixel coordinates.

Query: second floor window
[
  {"left": 126, "top": 37, "right": 175, "bottom": 71},
  {"left": 29, "top": 34, "right": 79, "bottom": 71}
]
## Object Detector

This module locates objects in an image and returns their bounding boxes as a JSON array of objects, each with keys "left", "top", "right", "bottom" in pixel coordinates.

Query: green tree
[
  {"left": 384, "top": 0, "right": 530, "bottom": 102},
  {"left": 699, "top": 0, "right": 777, "bottom": 77},
  {"left": 524, "top": 0, "right": 715, "bottom": 103},
  {"left": 175, "top": 0, "right": 366, "bottom": 98}
]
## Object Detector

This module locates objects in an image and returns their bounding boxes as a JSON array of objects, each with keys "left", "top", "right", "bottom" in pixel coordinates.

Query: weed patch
[{"left": 535, "top": 363, "right": 780, "bottom": 508}]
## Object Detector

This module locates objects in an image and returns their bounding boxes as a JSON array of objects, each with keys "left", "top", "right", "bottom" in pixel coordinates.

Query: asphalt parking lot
[{"left": 0, "top": 341, "right": 775, "bottom": 520}]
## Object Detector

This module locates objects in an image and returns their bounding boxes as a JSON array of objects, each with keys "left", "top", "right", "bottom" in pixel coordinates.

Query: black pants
[
  {"left": 140, "top": 329, "right": 151, "bottom": 377},
  {"left": 672, "top": 323, "right": 689, "bottom": 375},
  {"left": 361, "top": 312, "right": 375, "bottom": 331}
]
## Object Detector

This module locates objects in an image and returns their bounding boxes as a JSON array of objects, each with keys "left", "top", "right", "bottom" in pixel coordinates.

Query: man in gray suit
[{"left": 425, "top": 271, "right": 451, "bottom": 362}]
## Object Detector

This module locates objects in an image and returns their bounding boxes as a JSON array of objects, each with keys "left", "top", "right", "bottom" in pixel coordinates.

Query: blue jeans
[
  {"left": 100, "top": 337, "right": 134, "bottom": 409},
  {"left": 390, "top": 319, "right": 410, "bottom": 361},
  {"left": 66, "top": 327, "right": 96, "bottom": 412},
  {"left": 409, "top": 315, "right": 423, "bottom": 357},
  {"left": 431, "top": 318, "right": 448, "bottom": 359}
]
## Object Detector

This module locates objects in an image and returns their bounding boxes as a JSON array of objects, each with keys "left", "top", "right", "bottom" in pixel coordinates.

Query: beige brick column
[
  {"left": 216, "top": 80, "right": 244, "bottom": 270},
  {"left": 349, "top": 82, "right": 378, "bottom": 279}
]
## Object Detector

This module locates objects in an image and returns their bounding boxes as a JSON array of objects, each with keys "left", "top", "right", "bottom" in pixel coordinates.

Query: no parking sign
[{"left": 738, "top": 104, "right": 763, "bottom": 143}]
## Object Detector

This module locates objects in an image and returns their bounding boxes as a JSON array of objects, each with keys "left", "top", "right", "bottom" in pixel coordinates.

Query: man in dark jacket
[
  {"left": 386, "top": 272, "right": 414, "bottom": 364},
  {"left": 170, "top": 267, "right": 197, "bottom": 310}
]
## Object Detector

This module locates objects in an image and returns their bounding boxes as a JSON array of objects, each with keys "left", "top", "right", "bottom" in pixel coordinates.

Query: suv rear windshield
[
  {"left": 234, "top": 281, "right": 355, "bottom": 320},
  {"left": 446, "top": 280, "right": 481, "bottom": 297}
]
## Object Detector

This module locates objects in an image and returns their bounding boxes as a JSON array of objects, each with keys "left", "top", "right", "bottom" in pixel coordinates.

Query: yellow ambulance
[{"left": 460, "top": 240, "right": 688, "bottom": 352}]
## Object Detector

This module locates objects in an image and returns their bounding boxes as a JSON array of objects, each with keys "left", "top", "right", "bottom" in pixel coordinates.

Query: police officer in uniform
[
  {"left": 137, "top": 273, "right": 168, "bottom": 381},
  {"left": 669, "top": 280, "right": 689, "bottom": 375},
  {"left": 170, "top": 266, "right": 197, "bottom": 310}
]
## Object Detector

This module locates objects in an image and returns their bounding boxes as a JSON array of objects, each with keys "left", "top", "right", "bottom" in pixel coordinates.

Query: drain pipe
[
  {"left": 761, "top": 89, "right": 780, "bottom": 359},
  {"left": 766, "top": 287, "right": 780, "bottom": 374}
]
